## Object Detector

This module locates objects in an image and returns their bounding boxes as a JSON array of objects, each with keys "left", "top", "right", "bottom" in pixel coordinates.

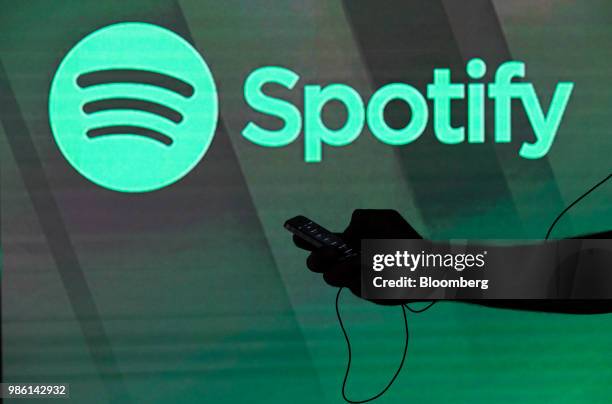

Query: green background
[{"left": 1, "top": 1, "right": 611, "bottom": 403}]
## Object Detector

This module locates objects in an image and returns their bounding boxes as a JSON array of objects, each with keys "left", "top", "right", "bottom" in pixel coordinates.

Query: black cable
[
  {"left": 405, "top": 301, "right": 437, "bottom": 313},
  {"left": 545, "top": 172, "right": 610, "bottom": 295},
  {"left": 335, "top": 291, "right": 437, "bottom": 403},
  {"left": 545, "top": 173, "right": 611, "bottom": 240},
  {"left": 336, "top": 287, "right": 409, "bottom": 403},
  {"left": 334, "top": 172, "right": 610, "bottom": 402}
]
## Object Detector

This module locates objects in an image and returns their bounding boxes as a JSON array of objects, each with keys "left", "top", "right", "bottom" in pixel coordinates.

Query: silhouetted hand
[
  {"left": 293, "top": 209, "right": 421, "bottom": 305},
  {"left": 293, "top": 210, "right": 612, "bottom": 313}
]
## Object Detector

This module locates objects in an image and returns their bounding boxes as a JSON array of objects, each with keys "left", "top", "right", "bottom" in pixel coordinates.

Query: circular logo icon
[{"left": 49, "top": 22, "right": 218, "bottom": 192}]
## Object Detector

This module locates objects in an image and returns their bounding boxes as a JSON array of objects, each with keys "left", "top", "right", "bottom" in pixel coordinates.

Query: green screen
[{"left": 1, "top": 1, "right": 611, "bottom": 403}]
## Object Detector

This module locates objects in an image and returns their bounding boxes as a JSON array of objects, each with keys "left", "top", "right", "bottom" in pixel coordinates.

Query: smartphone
[{"left": 284, "top": 215, "right": 357, "bottom": 258}]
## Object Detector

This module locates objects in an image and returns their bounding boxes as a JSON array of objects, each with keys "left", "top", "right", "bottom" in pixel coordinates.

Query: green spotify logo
[
  {"left": 49, "top": 22, "right": 218, "bottom": 193},
  {"left": 51, "top": 22, "right": 574, "bottom": 193}
]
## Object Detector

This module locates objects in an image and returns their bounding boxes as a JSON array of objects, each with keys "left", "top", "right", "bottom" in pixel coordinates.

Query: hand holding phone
[
  {"left": 285, "top": 210, "right": 421, "bottom": 304},
  {"left": 284, "top": 215, "right": 357, "bottom": 259}
]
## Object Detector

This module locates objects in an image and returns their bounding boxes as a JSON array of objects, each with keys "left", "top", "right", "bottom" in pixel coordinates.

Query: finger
[
  {"left": 347, "top": 287, "right": 413, "bottom": 306},
  {"left": 366, "top": 297, "right": 408, "bottom": 306},
  {"left": 306, "top": 247, "right": 342, "bottom": 273},
  {"left": 293, "top": 235, "right": 317, "bottom": 251},
  {"left": 322, "top": 259, "right": 358, "bottom": 288}
]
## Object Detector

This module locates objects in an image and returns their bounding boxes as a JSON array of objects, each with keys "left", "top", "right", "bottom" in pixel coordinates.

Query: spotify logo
[
  {"left": 51, "top": 22, "right": 574, "bottom": 193},
  {"left": 49, "top": 22, "right": 218, "bottom": 193}
]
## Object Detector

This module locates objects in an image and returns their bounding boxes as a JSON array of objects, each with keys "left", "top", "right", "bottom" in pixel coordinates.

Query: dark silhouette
[{"left": 294, "top": 209, "right": 612, "bottom": 314}]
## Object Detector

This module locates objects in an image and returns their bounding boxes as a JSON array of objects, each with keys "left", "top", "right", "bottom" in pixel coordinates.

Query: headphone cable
[
  {"left": 545, "top": 173, "right": 611, "bottom": 240},
  {"left": 336, "top": 288, "right": 436, "bottom": 403},
  {"left": 335, "top": 173, "right": 610, "bottom": 402}
]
